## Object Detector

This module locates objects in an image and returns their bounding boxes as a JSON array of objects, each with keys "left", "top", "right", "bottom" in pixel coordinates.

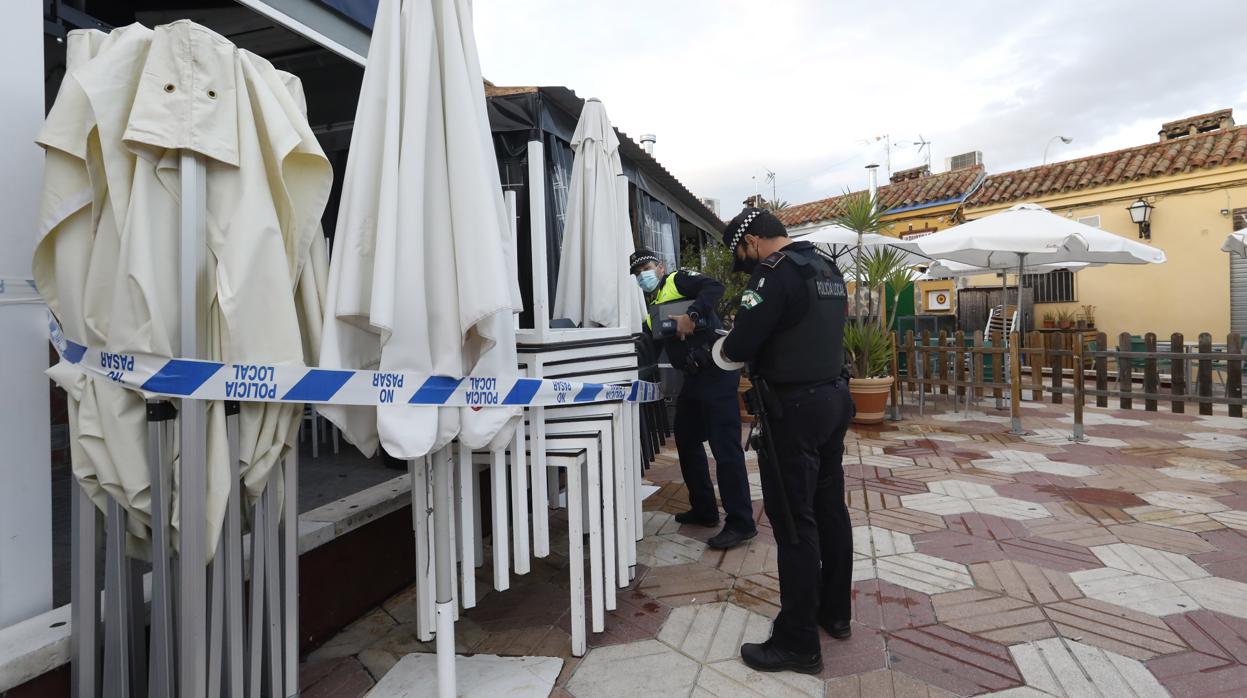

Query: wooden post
[
  {"left": 973, "top": 330, "right": 985, "bottom": 409},
  {"left": 1118, "top": 332, "right": 1133, "bottom": 410},
  {"left": 889, "top": 331, "right": 901, "bottom": 420},
  {"left": 1030, "top": 331, "right": 1043, "bottom": 403},
  {"left": 1143, "top": 333, "right": 1158, "bottom": 412},
  {"left": 1050, "top": 333, "right": 1063, "bottom": 405},
  {"left": 1171, "top": 333, "right": 1186, "bottom": 414},
  {"left": 904, "top": 330, "right": 916, "bottom": 394},
  {"left": 991, "top": 329, "right": 1003, "bottom": 406},
  {"left": 1198, "top": 333, "right": 1213, "bottom": 416},
  {"left": 920, "top": 330, "right": 931, "bottom": 410},
  {"left": 938, "top": 330, "right": 949, "bottom": 396},
  {"left": 954, "top": 330, "right": 966, "bottom": 401},
  {"left": 1071, "top": 333, "right": 1086, "bottom": 441},
  {"left": 1010, "top": 332, "right": 1024, "bottom": 434},
  {"left": 1229, "top": 333, "right": 1243, "bottom": 419},
  {"left": 1094, "top": 332, "right": 1108, "bottom": 408}
]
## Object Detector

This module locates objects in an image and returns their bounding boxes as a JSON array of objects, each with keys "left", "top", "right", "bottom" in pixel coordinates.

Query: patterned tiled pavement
[{"left": 301, "top": 400, "right": 1247, "bottom": 697}]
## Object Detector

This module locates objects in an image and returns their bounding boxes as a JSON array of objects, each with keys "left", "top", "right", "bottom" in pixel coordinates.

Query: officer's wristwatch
[{"left": 687, "top": 309, "right": 701, "bottom": 325}]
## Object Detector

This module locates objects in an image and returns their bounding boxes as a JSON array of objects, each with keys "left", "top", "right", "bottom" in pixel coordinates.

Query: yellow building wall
[{"left": 962, "top": 166, "right": 1247, "bottom": 341}]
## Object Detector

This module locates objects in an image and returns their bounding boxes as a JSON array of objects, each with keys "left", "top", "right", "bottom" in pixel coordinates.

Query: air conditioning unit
[{"left": 946, "top": 151, "right": 983, "bottom": 171}]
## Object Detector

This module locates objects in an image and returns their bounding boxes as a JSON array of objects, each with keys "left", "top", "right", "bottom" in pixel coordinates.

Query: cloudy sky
[{"left": 474, "top": 0, "right": 1247, "bottom": 213}]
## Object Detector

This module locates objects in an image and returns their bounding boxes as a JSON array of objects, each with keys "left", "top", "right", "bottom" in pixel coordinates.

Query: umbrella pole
[
  {"left": 433, "top": 445, "right": 457, "bottom": 698},
  {"left": 1009, "top": 254, "right": 1028, "bottom": 435}
]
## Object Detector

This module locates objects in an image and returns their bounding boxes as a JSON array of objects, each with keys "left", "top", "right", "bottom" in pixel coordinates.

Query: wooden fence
[{"left": 893, "top": 330, "right": 1246, "bottom": 435}]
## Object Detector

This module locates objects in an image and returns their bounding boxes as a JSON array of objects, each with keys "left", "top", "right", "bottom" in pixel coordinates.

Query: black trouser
[
  {"left": 758, "top": 379, "right": 854, "bottom": 655},
  {"left": 673, "top": 391, "right": 756, "bottom": 534}
]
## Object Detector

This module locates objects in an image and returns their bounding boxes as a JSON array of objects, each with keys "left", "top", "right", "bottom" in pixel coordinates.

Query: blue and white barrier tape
[{"left": 48, "top": 315, "right": 661, "bottom": 407}]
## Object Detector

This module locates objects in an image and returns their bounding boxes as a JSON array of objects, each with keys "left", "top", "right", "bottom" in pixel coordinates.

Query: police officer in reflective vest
[
  {"left": 630, "top": 248, "right": 757, "bottom": 550},
  {"left": 715, "top": 208, "right": 854, "bottom": 674}
]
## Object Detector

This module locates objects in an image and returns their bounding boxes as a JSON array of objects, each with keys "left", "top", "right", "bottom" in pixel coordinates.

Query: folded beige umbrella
[{"left": 33, "top": 20, "right": 331, "bottom": 555}]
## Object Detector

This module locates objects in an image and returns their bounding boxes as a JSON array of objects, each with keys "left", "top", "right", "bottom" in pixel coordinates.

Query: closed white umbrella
[
  {"left": 316, "top": 0, "right": 520, "bottom": 693},
  {"left": 553, "top": 98, "right": 647, "bottom": 330},
  {"left": 1223, "top": 231, "right": 1247, "bottom": 257}
]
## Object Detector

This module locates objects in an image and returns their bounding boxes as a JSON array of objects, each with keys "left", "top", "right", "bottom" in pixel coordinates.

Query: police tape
[{"left": 48, "top": 315, "right": 661, "bottom": 407}]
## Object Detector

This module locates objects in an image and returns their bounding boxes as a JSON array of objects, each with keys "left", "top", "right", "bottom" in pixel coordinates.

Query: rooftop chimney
[
  {"left": 640, "top": 134, "right": 656, "bottom": 156},
  {"left": 890, "top": 164, "right": 931, "bottom": 183},
  {"left": 1159, "top": 109, "right": 1234, "bottom": 141}
]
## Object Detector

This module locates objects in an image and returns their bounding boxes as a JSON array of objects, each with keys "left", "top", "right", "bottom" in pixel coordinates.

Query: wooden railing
[{"left": 893, "top": 330, "right": 1246, "bottom": 433}]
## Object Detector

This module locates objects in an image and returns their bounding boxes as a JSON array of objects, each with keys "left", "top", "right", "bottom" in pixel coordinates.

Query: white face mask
[{"left": 637, "top": 269, "right": 660, "bottom": 293}]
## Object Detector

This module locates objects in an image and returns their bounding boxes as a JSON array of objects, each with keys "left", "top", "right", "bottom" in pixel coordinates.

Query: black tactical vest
[{"left": 756, "top": 247, "right": 847, "bottom": 385}]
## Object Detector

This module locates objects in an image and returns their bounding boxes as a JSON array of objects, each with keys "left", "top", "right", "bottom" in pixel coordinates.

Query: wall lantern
[{"left": 1127, "top": 198, "right": 1153, "bottom": 240}]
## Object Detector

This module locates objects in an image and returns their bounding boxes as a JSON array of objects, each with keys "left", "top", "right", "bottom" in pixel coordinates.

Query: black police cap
[{"left": 628, "top": 248, "right": 662, "bottom": 275}]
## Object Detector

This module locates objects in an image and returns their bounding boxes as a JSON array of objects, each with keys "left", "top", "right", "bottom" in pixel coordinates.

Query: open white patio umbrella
[
  {"left": 317, "top": 0, "right": 521, "bottom": 693},
  {"left": 912, "top": 203, "right": 1164, "bottom": 336},
  {"left": 910, "top": 203, "right": 1165, "bottom": 432},
  {"left": 912, "top": 203, "right": 1166, "bottom": 269},
  {"left": 792, "top": 223, "right": 929, "bottom": 266},
  {"left": 552, "top": 98, "right": 647, "bottom": 330},
  {"left": 1223, "top": 231, "right": 1247, "bottom": 257}
]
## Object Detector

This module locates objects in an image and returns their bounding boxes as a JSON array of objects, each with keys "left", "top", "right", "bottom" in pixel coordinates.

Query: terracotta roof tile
[
  {"left": 967, "top": 125, "right": 1247, "bottom": 208},
  {"left": 776, "top": 165, "right": 984, "bottom": 228}
]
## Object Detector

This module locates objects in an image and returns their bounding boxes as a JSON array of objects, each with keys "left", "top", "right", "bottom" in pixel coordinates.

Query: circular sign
[{"left": 935, "top": 293, "right": 947, "bottom": 305}]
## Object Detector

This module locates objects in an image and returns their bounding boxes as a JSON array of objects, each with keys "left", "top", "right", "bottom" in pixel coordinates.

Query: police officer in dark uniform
[
  {"left": 630, "top": 248, "right": 757, "bottom": 550},
  {"left": 715, "top": 208, "right": 854, "bottom": 674}
]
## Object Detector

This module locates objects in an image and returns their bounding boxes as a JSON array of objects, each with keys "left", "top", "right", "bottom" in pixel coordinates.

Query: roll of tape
[{"left": 711, "top": 336, "right": 745, "bottom": 371}]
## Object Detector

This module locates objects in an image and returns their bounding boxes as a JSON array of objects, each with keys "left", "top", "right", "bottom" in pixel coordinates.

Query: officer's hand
[{"left": 672, "top": 314, "right": 695, "bottom": 340}]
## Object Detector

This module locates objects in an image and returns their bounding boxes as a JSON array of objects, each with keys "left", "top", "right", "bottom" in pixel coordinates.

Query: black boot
[
  {"left": 707, "top": 527, "right": 757, "bottom": 550},
  {"left": 674, "top": 510, "right": 719, "bottom": 527},
  {"left": 818, "top": 617, "right": 852, "bottom": 640},
  {"left": 739, "top": 641, "right": 822, "bottom": 674}
]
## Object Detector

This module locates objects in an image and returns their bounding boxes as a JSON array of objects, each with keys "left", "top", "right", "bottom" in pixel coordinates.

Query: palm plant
[
  {"left": 833, "top": 191, "right": 889, "bottom": 323},
  {"left": 843, "top": 321, "right": 892, "bottom": 378}
]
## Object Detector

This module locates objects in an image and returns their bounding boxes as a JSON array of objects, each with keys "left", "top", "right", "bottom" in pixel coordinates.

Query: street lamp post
[{"left": 1043, "top": 136, "right": 1073, "bottom": 165}]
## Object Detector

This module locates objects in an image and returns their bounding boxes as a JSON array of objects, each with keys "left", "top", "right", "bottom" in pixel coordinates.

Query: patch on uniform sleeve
[
  {"left": 760, "top": 252, "right": 786, "bottom": 269},
  {"left": 740, "top": 290, "right": 763, "bottom": 309}
]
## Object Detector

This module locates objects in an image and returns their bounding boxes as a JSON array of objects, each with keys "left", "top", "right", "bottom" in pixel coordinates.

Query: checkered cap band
[
  {"left": 629, "top": 253, "right": 661, "bottom": 273},
  {"left": 729, "top": 210, "right": 763, "bottom": 251}
]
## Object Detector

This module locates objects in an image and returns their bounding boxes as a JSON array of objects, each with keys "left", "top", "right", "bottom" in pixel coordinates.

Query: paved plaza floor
[{"left": 300, "top": 398, "right": 1247, "bottom": 697}]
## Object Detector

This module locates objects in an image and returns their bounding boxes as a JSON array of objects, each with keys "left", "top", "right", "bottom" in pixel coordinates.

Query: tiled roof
[
  {"left": 967, "top": 125, "right": 1247, "bottom": 208},
  {"left": 776, "top": 165, "right": 984, "bottom": 228}
]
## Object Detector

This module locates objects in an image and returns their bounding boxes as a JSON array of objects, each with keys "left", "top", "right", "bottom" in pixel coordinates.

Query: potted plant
[
  {"left": 1042, "top": 312, "right": 1055, "bottom": 329},
  {"left": 836, "top": 193, "right": 908, "bottom": 423},
  {"left": 1082, "top": 304, "right": 1096, "bottom": 329},
  {"left": 843, "top": 321, "right": 894, "bottom": 423},
  {"left": 1057, "top": 309, "right": 1074, "bottom": 329}
]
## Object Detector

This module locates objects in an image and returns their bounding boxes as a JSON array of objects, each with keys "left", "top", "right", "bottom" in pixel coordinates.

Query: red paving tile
[
  {"left": 913, "top": 530, "right": 1007, "bottom": 565},
  {"left": 997, "top": 536, "right": 1103, "bottom": 573},
  {"left": 886, "top": 624, "right": 1023, "bottom": 695},
  {"left": 301, "top": 656, "right": 374, "bottom": 698},
  {"left": 944, "top": 512, "right": 1030, "bottom": 541},
  {"left": 818, "top": 622, "right": 889, "bottom": 679},
  {"left": 851, "top": 579, "right": 937, "bottom": 632}
]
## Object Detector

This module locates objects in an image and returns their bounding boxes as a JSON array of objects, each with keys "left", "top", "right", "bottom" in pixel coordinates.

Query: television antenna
[{"left": 913, "top": 134, "right": 931, "bottom": 169}]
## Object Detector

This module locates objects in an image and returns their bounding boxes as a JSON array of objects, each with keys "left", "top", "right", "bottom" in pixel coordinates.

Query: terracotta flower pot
[
  {"left": 1043, "top": 321, "right": 1055, "bottom": 329},
  {"left": 849, "top": 376, "right": 894, "bottom": 424}
]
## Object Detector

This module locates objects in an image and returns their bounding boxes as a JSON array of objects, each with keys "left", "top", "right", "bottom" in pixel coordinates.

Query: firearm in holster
[{"left": 743, "top": 374, "right": 799, "bottom": 544}]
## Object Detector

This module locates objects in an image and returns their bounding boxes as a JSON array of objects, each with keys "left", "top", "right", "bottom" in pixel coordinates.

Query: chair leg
[{"left": 567, "top": 460, "right": 586, "bottom": 657}]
